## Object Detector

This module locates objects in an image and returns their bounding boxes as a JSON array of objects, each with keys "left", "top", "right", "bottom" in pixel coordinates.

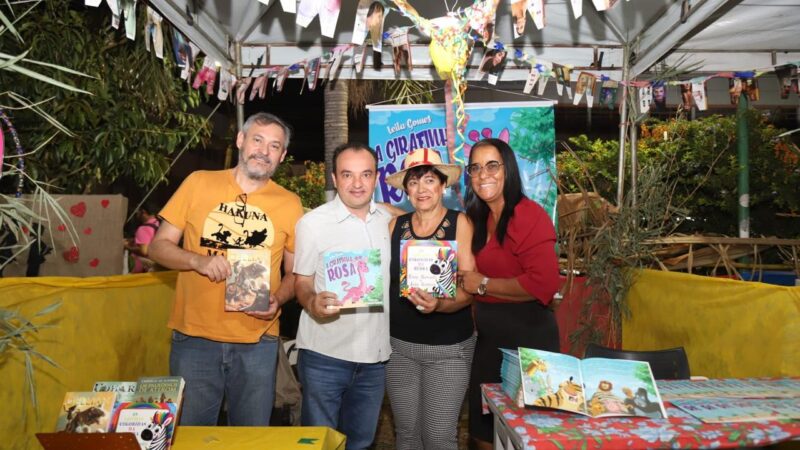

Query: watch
[{"left": 477, "top": 277, "right": 490, "bottom": 296}]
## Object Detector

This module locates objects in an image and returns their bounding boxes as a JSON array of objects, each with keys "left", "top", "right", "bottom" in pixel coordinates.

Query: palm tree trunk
[{"left": 323, "top": 80, "right": 349, "bottom": 200}]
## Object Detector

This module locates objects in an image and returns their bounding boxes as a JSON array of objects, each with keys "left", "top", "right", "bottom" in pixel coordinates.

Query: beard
[{"left": 239, "top": 153, "right": 276, "bottom": 181}]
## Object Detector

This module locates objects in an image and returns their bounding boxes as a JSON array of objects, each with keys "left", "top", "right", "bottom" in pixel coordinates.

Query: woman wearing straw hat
[
  {"left": 458, "top": 138, "right": 560, "bottom": 450},
  {"left": 384, "top": 147, "right": 476, "bottom": 450}
]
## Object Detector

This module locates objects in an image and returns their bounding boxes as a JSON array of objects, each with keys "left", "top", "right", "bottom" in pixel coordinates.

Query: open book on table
[{"left": 519, "top": 347, "right": 668, "bottom": 419}]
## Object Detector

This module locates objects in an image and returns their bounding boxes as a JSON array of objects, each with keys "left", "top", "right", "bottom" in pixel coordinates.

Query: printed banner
[{"left": 368, "top": 102, "right": 557, "bottom": 223}]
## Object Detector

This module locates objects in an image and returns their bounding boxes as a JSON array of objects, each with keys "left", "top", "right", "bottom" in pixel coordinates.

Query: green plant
[
  {"left": 272, "top": 157, "right": 327, "bottom": 209},
  {"left": 0, "top": 0, "right": 211, "bottom": 194}
]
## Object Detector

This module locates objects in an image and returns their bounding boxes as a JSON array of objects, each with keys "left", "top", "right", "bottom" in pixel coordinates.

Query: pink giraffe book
[{"left": 323, "top": 249, "right": 384, "bottom": 308}]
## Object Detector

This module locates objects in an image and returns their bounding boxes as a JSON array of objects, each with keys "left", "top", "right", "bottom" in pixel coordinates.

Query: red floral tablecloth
[{"left": 482, "top": 383, "right": 800, "bottom": 449}]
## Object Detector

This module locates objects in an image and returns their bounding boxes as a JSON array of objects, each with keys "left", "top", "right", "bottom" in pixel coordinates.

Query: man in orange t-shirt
[{"left": 150, "top": 112, "right": 304, "bottom": 426}]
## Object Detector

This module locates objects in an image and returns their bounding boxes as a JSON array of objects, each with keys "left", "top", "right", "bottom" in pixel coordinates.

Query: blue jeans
[
  {"left": 169, "top": 330, "right": 278, "bottom": 426},
  {"left": 297, "top": 349, "right": 386, "bottom": 450}
]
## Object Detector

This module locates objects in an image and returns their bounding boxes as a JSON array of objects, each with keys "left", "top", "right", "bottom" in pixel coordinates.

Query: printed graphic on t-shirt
[{"left": 200, "top": 199, "right": 275, "bottom": 251}]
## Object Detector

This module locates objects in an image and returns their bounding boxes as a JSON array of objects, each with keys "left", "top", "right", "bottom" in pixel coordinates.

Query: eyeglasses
[{"left": 466, "top": 161, "right": 503, "bottom": 177}]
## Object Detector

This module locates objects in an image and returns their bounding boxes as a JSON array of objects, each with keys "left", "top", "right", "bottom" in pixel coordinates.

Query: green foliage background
[
  {"left": 558, "top": 113, "right": 800, "bottom": 237},
  {"left": 0, "top": 0, "right": 211, "bottom": 194},
  {"left": 272, "top": 157, "right": 327, "bottom": 209}
]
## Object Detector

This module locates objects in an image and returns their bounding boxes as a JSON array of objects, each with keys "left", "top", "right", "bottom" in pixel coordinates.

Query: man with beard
[{"left": 149, "top": 112, "right": 304, "bottom": 426}]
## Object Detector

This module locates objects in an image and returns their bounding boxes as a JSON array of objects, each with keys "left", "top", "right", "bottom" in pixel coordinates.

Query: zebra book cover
[
  {"left": 225, "top": 248, "right": 271, "bottom": 312},
  {"left": 518, "top": 347, "right": 668, "bottom": 419},
  {"left": 323, "top": 249, "right": 384, "bottom": 308},
  {"left": 111, "top": 402, "right": 177, "bottom": 450},
  {"left": 55, "top": 391, "right": 117, "bottom": 433},
  {"left": 400, "top": 240, "right": 457, "bottom": 298}
]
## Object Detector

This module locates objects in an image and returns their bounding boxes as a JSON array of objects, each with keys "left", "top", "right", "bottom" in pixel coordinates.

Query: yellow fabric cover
[
  {"left": 0, "top": 273, "right": 176, "bottom": 450},
  {"left": 623, "top": 269, "right": 800, "bottom": 378},
  {"left": 159, "top": 169, "right": 304, "bottom": 343},
  {"left": 173, "top": 426, "right": 345, "bottom": 449}
]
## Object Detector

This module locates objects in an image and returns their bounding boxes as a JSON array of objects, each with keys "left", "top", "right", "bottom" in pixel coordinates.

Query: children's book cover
[
  {"left": 93, "top": 381, "right": 138, "bottom": 403},
  {"left": 671, "top": 397, "right": 800, "bottom": 423},
  {"left": 133, "top": 376, "right": 185, "bottom": 406},
  {"left": 225, "top": 248, "right": 271, "bottom": 312},
  {"left": 518, "top": 347, "right": 668, "bottom": 418},
  {"left": 55, "top": 391, "right": 117, "bottom": 433},
  {"left": 323, "top": 249, "right": 383, "bottom": 308},
  {"left": 112, "top": 402, "right": 177, "bottom": 450},
  {"left": 400, "top": 240, "right": 457, "bottom": 298}
]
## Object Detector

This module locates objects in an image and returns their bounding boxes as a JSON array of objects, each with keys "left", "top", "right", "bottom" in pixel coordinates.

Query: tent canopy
[{"left": 150, "top": 0, "right": 800, "bottom": 81}]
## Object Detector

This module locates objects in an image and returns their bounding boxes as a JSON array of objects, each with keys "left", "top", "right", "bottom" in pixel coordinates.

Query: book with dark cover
[
  {"left": 225, "top": 248, "right": 271, "bottom": 312},
  {"left": 55, "top": 391, "right": 117, "bottom": 433}
]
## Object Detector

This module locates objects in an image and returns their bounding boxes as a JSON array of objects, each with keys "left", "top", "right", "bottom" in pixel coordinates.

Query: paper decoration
[
  {"left": 352, "top": 0, "right": 371, "bottom": 45},
  {"left": 510, "top": 0, "right": 527, "bottom": 39},
  {"left": 193, "top": 59, "right": 218, "bottom": 95},
  {"left": 392, "top": 0, "right": 501, "bottom": 165},
  {"left": 305, "top": 58, "right": 321, "bottom": 91},
  {"left": 574, "top": 72, "right": 597, "bottom": 107},
  {"left": 652, "top": 82, "right": 667, "bottom": 111},
  {"left": 743, "top": 78, "right": 760, "bottom": 101},
  {"left": 679, "top": 83, "right": 693, "bottom": 110},
  {"left": 296, "top": 0, "right": 342, "bottom": 38},
  {"left": 280, "top": 0, "right": 296, "bottom": 13},
  {"left": 570, "top": 0, "right": 582, "bottom": 19},
  {"left": 728, "top": 78, "right": 742, "bottom": 104},
  {"left": 123, "top": 0, "right": 136, "bottom": 41},
  {"left": 85, "top": 0, "right": 103, "bottom": 6},
  {"left": 107, "top": 0, "right": 120, "bottom": 29},
  {"left": 523, "top": 68, "right": 540, "bottom": 94},
  {"left": 553, "top": 63, "right": 572, "bottom": 98},
  {"left": 638, "top": 85, "right": 652, "bottom": 113},
  {"left": 775, "top": 65, "right": 799, "bottom": 99},
  {"left": 691, "top": 82, "right": 707, "bottom": 111},
  {"left": 250, "top": 73, "right": 269, "bottom": 100},
  {"left": 352, "top": 45, "right": 367, "bottom": 74},
  {"left": 390, "top": 30, "right": 412, "bottom": 76},
  {"left": 275, "top": 67, "right": 290, "bottom": 92},
  {"left": 145, "top": 7, "right": 163, "bottom": 59},
  {"left": 367, "top": 1, "right": 386, "bottom": 53},
  {"left": 528, "top": 0, "right": 545, "bottom": 30},
  {"left": 599, "top": 79, "right": 618, "bottom": 109},
  {"left": 218, "top": 71, "right": 233, "bottom": 101}
]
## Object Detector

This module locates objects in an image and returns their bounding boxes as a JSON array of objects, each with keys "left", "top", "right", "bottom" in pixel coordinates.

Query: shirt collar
[{"left": 332, "top": 194, "right": 380, "bottom": 223}]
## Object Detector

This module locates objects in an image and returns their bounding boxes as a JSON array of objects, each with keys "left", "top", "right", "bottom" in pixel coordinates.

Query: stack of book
[
  {"left": 499, "top": 348, "right": 522, "bottom": 406},
  {"left": 55, "top": 376, "right": 185, "bottom": 450}
]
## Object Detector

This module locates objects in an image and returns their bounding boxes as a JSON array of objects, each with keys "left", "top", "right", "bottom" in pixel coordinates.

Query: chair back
[{"left": 583, "top": 343, "right": 691, "bottom": 379}]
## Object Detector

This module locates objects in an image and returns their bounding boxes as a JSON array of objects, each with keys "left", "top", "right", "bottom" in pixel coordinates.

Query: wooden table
[{"left": 482, "top": 383, "right": 800, "bottom": 450}]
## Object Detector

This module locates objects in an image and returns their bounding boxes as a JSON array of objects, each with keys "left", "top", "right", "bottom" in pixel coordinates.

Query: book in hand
[
  {"left": 93, "top": 381, "right": 138, "bottom": 403},
  {"left": 518, "top": 347, "right": 668, "bottom": 419},
  {"left": 225, "top": 248, "right": 271, "bottom": 312},
  {"left": 133, "top": 376, "right": 185, "bottom": 406},
  {"left": 112, "top": 402, "right": 178, "bottom": 450},
  {"left": 323, "top": 249, "right": 383, "bottom": 308},
  {"left": 400, "top": 240, "right": 458, "bottom": 298},
  {"left": 55, "top": 391, "right": 117, "bottom": 433},
  {"left": 671, "top": 397, "right": 800, "bottom": 423}
]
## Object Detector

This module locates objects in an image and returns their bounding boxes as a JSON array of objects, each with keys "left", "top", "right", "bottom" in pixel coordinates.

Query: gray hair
[{"left": 241, "top": 112, "right": 292, "bottom": 150}]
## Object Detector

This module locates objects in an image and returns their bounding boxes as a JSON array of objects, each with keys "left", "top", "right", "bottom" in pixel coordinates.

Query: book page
[
  {"left": 323, "top": 249, "right": 384, "bottom": 308},
  {"left": 518, "top": 348, "right": 586, "bottom": 414},
  {"left": 582, "top": 358, "right": 667, "bottom": 419}
]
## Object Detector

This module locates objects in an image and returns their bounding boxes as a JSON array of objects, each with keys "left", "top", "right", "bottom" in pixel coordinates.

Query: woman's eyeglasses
[{"left": 466, "top": 161, "right": 503, "bottom": 177}]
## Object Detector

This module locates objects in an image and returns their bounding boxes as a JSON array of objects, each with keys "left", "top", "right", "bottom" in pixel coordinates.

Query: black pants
[{"left": 468, "top": 300, "right": 560, "bottom": 442}]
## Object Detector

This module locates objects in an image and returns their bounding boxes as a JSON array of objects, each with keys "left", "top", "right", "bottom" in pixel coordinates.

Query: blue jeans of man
[
  {"left": 169, "top": 330, "right": 278, "bottom": 426},
  {"left": 297, "top": 349, "right": 386, "bottom": 450}
]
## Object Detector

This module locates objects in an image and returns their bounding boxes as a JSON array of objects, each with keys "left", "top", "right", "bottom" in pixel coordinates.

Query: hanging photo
[
  {"left": 391, "top": 30, "right": 412, "bottom": 76},
  {"left": 691, "top": 82, "right": 708, "bottom": 111},
  {"left": 510, "top": 0, "right": 528, "bottom": 39},
  {"left": 741, "top": 77, "right": 759, "bottom": 101},
  {"left": 728, "top": 78, "right": 743, "bottom": 104},
  {"left": 573, "top": 72, "right": 597, "bottom": 107},
  {"left": 478, "top": 48, "right": 508, "bottom": 81},
  {"left": 599, "top": 79, "right": 618, "bottom": 109},
  {"left": 679, "top": 83, "right": 693, "bottom": 110},
  {"left": 366, "top": 1, "right": 386, "bottom": 53},
  {"left": 652, "top": 82, "right": 667, "bottom": 112}
]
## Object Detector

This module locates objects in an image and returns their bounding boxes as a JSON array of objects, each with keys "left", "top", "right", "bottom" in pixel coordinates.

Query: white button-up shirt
[{"left": 293, "top": 195, "right": 392, "bottom": 363}]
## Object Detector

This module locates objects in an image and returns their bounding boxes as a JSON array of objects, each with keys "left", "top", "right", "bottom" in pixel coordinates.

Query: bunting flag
[
  {"left": 145, "top": 7, "right": 164, "bottom": 59},
  {"left": 638, "top": 85, "right": 652, "bottom": 113},
  {"left": 599, "top": 79, "right": 618, "bottom": 109},
  {"left": 280, "top": 0, "right": 296, "bottom": 13},
  {"left": 123, "top": 0, "right": 137, "bottom": 41},
  {"left": 510, "top": 0, "right": 528, "bottom": 39},
  {"left": 691, "top": 82, "right": 708, "bottom": 110},
  {"left": 523, "top": 67, "right": 540, "bottom": 94},
  {"left": 529, "top": 0, "right": 545, "bottom": 30},
  {"left": 305, "top": 58, "right": 321, "bottom": 91},
  {"left": 574, "top": 71, "right": 596, "bottom": 107},
  {"left": 85, "top": 0, "right": 103, "bottom": 6},
  {"left": 569, "top": 0, "right": 582, "bottom": 19},
  {"left": 296, "top": 0, "right": 342, "bottom": 38},
  {"left": 108, "top": 0, "right": 120, "bottom": 29},
  {"left": 592, "top": 0, "right": 619, "bottom": 12},
  {"left": 553, "top": 63, "right": 572, "bottom": 98}
]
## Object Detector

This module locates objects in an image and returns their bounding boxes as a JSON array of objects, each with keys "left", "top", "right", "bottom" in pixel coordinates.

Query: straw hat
[{"left": 385, "top": 148, "right": 462, "bottom": 189}]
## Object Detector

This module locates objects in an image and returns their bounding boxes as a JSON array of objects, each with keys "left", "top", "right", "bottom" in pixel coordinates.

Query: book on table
[
  {"left": 399, "top": 240, "right": 458, "bottom": 299},
  {"left": 225, "top": 248, "right": 271, "bottom": 313},
  {"left": 112, "top": 402, "right": 178, "bottom": 450},
  {"left": 93, "top": 381, "right": 138, "bottom": 403},
  {"left": 133, "top": 376, "right": 185, "bottom": 406},
  {"left": 658, "top": 378, "right": 800, "bottom": 401},
  {"left": 669, "top": 397, "right": 800, "bottom": 423},
  {"left": 323, "top": 249, "right": 383, "bottom": 308},
  {"left": 55, "top": 391, "right": 117, "bottom": 433},
  {"left": 517, "top": 347, "right": 668, "bottom": 418}
]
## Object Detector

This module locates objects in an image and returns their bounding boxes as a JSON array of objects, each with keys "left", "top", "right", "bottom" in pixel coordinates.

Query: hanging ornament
[
  {"left": 574, "top": 72, "right": 597, "bottom": 107},
  {"left": 392, "top": 0, "right": 501, "bottom": 165},
  {"left": 553, "top": 63, "right": 572, "bottom": 99}
]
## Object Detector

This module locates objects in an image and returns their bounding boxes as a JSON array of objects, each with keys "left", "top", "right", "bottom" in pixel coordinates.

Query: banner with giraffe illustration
[{"left": 368, "top": 101, "right": 557, "bottom": 223}]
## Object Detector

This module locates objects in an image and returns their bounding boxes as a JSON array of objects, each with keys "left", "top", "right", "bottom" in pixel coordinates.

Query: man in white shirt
[{"left": 293, "top": 142, "right": 392, "bottom": 450}]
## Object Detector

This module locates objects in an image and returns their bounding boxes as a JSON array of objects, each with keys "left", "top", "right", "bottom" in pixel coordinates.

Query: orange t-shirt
[{"left": 159, "top": 169, "right": 304, "bottom": 343}]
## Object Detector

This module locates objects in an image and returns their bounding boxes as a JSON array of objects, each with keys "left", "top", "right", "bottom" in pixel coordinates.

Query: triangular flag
[{"left": 528, "top": 0, "right": 545, "bottom": 30}]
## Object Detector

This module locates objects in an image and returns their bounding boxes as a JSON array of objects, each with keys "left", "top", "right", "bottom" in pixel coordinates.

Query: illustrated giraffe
[
  {"left": 341, "top": 259, "right": 374, "bottom": 304},
  {"left": 516, "top": 358, "right": 549, "bottom": 407}
]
